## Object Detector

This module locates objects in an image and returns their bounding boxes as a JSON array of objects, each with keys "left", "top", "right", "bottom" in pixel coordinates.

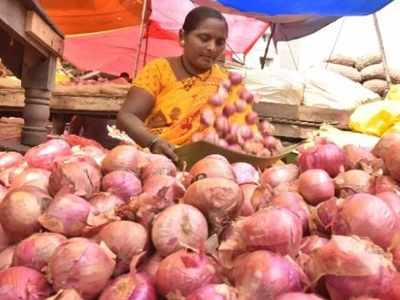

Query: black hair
[{"left": 182, "top": 6, "right": 228, "bottom": 34}]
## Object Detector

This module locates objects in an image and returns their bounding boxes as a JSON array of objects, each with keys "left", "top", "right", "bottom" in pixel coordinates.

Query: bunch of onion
[
  {"left": 151, "top": 204, "right": 208, "bottom": 257},
  {"left": 230, "top": 250, "right": 306, "bottom": 300},
  {"left": 96, "top": 220, "right": 148, "bottom": 275},
  {"left": 156, "top": 249, "right": 220, "bottom": 297},
  {"left": 24, "top": 139, "right": 72, "bottom": 170},
  {"left": 98, "top": 273, "right": 157, "bottom": 300},
  {"left": 49, "top": 157, "right": 102, "bottom": 198},
  {"left": 0, "top": 186, "right": 51, "bottom": 242},
  {"left": 298, "top": 169, "right": 335, "bottom": 205},
  {"left": 298, "top": 140, "right": 346, "bottom": 177},
  {"left": 182, "top": 178, "right": 242, "bottom": 233},
  {"left": 101, "top": 170, "right": 142, "bottom": 202},
  {"left": 334, "top": 169, "right": 372, "bottom": 198},
  {"left": 0, "top": 266, "right": 52, "bottom": 299},
  {"left": 49, "top": 238, "right": 116, "bottom": 300},
  {"left": 332, "top": 193, "right": 398, "bottom": 249}
]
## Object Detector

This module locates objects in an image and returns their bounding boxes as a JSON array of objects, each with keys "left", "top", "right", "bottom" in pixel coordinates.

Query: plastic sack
[{"left": 386, "top": 85, "right": 400, "bottom": 101}]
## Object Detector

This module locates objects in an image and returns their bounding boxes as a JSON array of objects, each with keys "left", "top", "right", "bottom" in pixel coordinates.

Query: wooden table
[{"left": 0, "top": 0, "right": 63, "bottom": 150}]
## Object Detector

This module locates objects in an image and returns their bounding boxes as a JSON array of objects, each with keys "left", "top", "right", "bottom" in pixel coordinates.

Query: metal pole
[
  {"left": 373, "top": 13, "right": 392, "bottom": 86},
  {"left": 134, "top": 0, "right": 149, "bottom": 77},
  {"left": 261, "top": 24, "right": 276, "bottom": 69}
]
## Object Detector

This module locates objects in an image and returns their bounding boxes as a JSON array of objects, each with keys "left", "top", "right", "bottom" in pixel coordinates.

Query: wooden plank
[
  {"left": 271, "top": 122, "right": 317, "bottom": 140},
  {"left": 25, "top": 11, "right": 63, "bottom": 56}
]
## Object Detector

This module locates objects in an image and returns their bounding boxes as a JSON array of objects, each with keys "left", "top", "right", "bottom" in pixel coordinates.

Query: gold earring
[{"left": 181, "top": 40, "right": 185, "bottom": 46}]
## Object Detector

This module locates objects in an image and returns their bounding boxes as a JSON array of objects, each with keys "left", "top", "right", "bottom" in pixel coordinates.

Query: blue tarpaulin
[{"left": 217, "top": 0, "right": 393, "bottom": 16}]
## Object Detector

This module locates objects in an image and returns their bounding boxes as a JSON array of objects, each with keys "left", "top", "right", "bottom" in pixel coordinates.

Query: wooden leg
[
  {"left": 51, "top": 114, "right": 67, "bottom": 135},
  {"left": 20, "top": 51, "right": 56, "bottom": 146}
]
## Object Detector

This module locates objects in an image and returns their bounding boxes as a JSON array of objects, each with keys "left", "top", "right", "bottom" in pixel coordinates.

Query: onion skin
[
  {"left": 231, "top": 162, "right": 260, "bottom": 185},
  {"left": 276, "top": 293, "right": 324, "bottom": 300},
  {"left": 0, "top": 152, "right": 24, "bottom": 172},
  {"left": 298, "top": 143, "right": 346, "bottom": 177},
  {"left": 101, "top": 170, "right": 142, "bottom": 202},
  {"left": 343, "top": 144, "right": 376, "bottom": 169},
  {"left": 333, "top": 193, "right": 398, "bottom": 249},
  {"left": 189, "top": 155, "right": 235, "bottom": 182},
  {"left": 186, "top": 284, "right": 239, "bottom": 300},
  {"left": 101, "top": 145, "right": 140, "bottom": 174},
  {"left": 49, "top": 238, "right": 116, "bottom": 300},
  {"left": 89, "top": 192, "right": 124, "bottom": 215},
  {"left": 231, "top": 250, "right": 304, "bottom": 300},
  {"left": 0, "top": 245, "right": 15, "bottom": 271},
  {"left": 12, "top": 232, "right": 67, "bottom": 271},
  {"left": 182, "top": 178, "right": 242, "bottom": 232},
  {"left": 0, "top": 266, "right": 52, "bottom": 300},
  {"left": 0, "top": 186, "right": 50, "bottom": 242},
  {"left": 24, "top": 139, "right": 72, "bottom": 170},
  {"left": 156, "top": 249, "right": 219, "bottom": 297},
  {"left": 313, "top": 197, "right": 340, "bottom": 234},
  {"left": 261, "top": 164, "right": 299, "bottom": 188},
  {"left": 151, "top": 204, "right": 208, "bottom": 257},
  {"left": 96, "top": 221, "right": 148, "bottom": 276},
  {"left": 99, "top": 273, "right": 157, "bottom": 300},
  {"left": 298, "top": 169, "right": 335, "bottom": 206},
  {"left": 334, "top": 170, "right": 372, "bottom": 198}
]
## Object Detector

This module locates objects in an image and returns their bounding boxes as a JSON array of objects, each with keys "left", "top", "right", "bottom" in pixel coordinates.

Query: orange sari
[{"left": 133, "top": 58, "right": 251, "bottom": 145}]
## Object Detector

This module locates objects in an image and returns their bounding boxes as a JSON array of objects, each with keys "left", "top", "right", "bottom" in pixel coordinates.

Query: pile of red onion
[{"left": 0, "top": 115, "right": 399, "bottom": 299}]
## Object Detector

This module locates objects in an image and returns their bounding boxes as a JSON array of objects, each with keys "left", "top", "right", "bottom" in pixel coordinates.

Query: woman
[{"left": 117, "top": 6, "right": 232, "bottom": 162}]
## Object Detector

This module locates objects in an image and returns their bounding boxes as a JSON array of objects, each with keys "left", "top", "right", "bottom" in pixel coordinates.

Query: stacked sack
[{"left": 324, "top": 54, "right": 362, "bottom": 83}]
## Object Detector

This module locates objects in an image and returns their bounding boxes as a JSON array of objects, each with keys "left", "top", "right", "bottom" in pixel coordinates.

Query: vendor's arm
[{"left": 116, "top": 87, "right": 178, "bottom": 162}]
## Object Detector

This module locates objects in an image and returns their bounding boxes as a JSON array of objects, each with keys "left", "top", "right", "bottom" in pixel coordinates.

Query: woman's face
[{"left": 182, "top": 18, "right": 228, "bottom": 72}]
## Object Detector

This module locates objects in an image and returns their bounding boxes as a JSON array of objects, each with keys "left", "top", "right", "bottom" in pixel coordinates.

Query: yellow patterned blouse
[{"left": 133, "top": 58, "right": 228, "bottom": 145}]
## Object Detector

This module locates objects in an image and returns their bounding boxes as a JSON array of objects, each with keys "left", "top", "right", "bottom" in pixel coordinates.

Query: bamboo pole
[
  {"left": 373, "top": 13, "right": 392, "bottom": 87},
  {"left": 134, "top": 0, "right": 149, "bottom": 77}
]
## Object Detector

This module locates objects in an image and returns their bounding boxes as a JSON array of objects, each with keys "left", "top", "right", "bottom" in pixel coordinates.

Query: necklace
[{"left": 180, "top": 56, "right": 211, "bottom": 81}]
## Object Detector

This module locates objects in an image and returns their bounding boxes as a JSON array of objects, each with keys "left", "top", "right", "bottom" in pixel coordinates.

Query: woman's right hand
[{"left": 151, "top": 138, "right": 179, "bottom": 163}]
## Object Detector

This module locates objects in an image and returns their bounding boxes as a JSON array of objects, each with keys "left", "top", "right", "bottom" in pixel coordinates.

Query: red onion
[
  {"left": 215, "top": 116, "right": 230, "bottom": 136},
  {"left": 46, "top": 289, "right": 83, "bottom": 300},
  {"left": 39, "top": 193, "right": 97, "bottom": 237},
  {"left": 89, "top": 192, "right": 124, "bottom": 215},
  {"left": 10, "top": 167, "right": 51, "bottom": 191},
  {"left": 49, "top": 238, "right": 116, "bottom": 300},
  {"left": 223, "top": 103, "right": 237, "bottom": 117},
  {"left": 99, "top": 273, "right": 156, "bottom": 300},
  {"left": 377, "top": 192, "right": 400, "bottom": 217},
  {"left": 276, "top": 293, "right": 324, "bottom": 300},
  {"left": 245, "top": 112, "right": 258, "bottom": 125},
  {"left": 299, "top": 235, "right": 329, "bottom": 255},
  {"left": 227, "top": 144, "right": 243, "bottom": 153},
  {"left": 0, "top": 245, "right": 15, "bottom": 271},
  {"left": 343, "top": 144, "right": 376, "bottom": 169},
  {"left": 250, "top": 185, "right": 272, "bottom": 212},
  {"left": 73, "top": 145, "right": 108, "bottom": 166},
  {"left": 239, "top": 88, "right": 254, "bottom": 104},
  {"left": 143, "top": 175, "right": 185, "bottom": 201},
  {"left": 217, "top": 139, "right": 229, "bottom": 148},
  {"left": 243, "top": 141, "right": 265, "bottom": 156},
  {"left": 221, "top": 79, "right": 231, "bottom": 90},
  {"left": 259, "top": 120, "right": 275, "bottom": 136},
  {"left": 202, "top": 128, "right": 220, "bottom": 144},
  {"left": 0, "top": 186, "right": 50, "bottom": 242},
  {"left": 234, "top": 99, "right": 247, "bottom": 113},
  {"left": 383, "top": 142, "right": 400, "bottom": 181},
  {"left": 156, "top": 249, "right": 219, "bottom": 297},
  {"left": 270, "top": 192, "right": 310, "bottom": 232},
  {"left": 372, "top": 133, "right": 400, "bottom": 158},
  {"left": 220, "top": 207, "right": 303, "bottom": 258},
  {"left": 312, "top": 197, "right": 340, "bottom": 234},
  {"left": 390, "top": 238, "right": 400, "bottom": 271},
  {"left": 334, "top": 170, "right": 372, "bottom": 197},
  {"left": 228, "top": 72, "right": 243, "bottom": 85},
  {"left": 261, "top": 164, "right": 299, "bottom": 188},
  {"left": 237, "top": 125, "right": 253, "bottom": 141},
  {"left": 49, "top": 159, "right": 101, "bottom": 198},
  {"left": 102, "top": 145, "right": 140, "bottom": 174},
  {"left": 189, "top": 155, "right": 235, "bottom": 182},
  {"left": 0, "top": 152, "right": 23, "bottom": 172},
  {"left": 0, "top": 184, "right": 7, "bottom": 202},
  {"left": 137, "top": 253, "right": 162, "bottom": 279},
  {"left": 201, "top": 108, "right": 216, "bottom": 126},
  {"left": 273, "top": 180, "right": 300, "bottom": 195},
  {"left": 0, "top": 163, "right": 27, "bottom": 187},
  {"left": 186, "top": 284, "right": 238, "bottom": 300},
  {"left": 24, "top": 139, "right": 72, "bottom": 170},
  {"left": 141, "top": 154, "right": 176, "bottom": 180},
  {"left": 371, "top": 175, "right": 400, "bottom": 194},
  {"left": 0, "top": 266, "right": 52, "bottom": 299},
  {"left": 231, "top": 251, "right": 304, "bottom": 300},
  {"left": 298, "top": 142, "right": 346, "bottom": 177},
  {"left": 96, "top": 221, "right": 148, "bottom": 275},
  {"left": 101, "top": 170, "right": 142, "bottom": 202},
  {"left": 298, "top": 169, "right": 335, "bottom": 205},
  {"left": 152, "top": 204, "right": 208, "bottom": 257},
  {"left": 209, "top": 94, "right": 224, "bottom": 106},
  {"left": 12, "top": 232, "right": 66, "bottom": 271},
  {"left": 333, "top": 193, "right": 398, "bottom": 249},
  {"left": 232, "top": 162, "right": 260, "bottom": 185},
  {"left": 237, "top": 184, "right": 258, "bottom": 217},
  {"left": 183, "top": 178, "right": 242, "bottom": 232}
]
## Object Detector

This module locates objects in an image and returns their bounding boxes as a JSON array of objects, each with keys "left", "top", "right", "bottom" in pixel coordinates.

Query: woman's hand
[{"left": 151, "top": 138, "right": 179, "bottom": 163}]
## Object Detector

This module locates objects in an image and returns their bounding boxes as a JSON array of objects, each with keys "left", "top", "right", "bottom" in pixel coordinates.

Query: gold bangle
[{"left": 147, "top": 136, "right": 160, "bottom": 150}]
